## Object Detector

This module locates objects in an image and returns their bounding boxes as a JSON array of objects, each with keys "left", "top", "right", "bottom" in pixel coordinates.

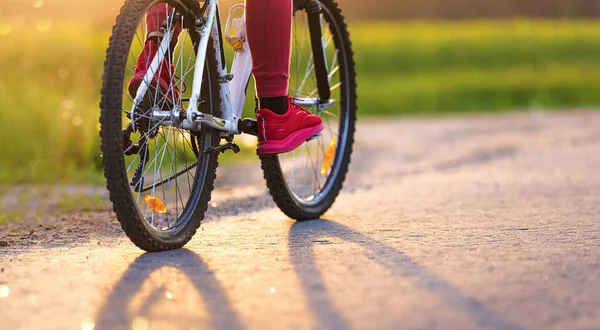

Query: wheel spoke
[
  {"left": 108, "top": 4, "right": 217, "bottom": 233},
  {"left": 276, "top": 1, "right": 350, "bottom": 202}
]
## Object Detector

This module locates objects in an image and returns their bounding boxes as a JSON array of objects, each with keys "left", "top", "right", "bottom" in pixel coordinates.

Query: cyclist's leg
[
  {"left": 246, "top": 0, "right": 292, "bottom": 113},
  {"left": 128, "top": 4, "right": 182, "bottom": 98},
  {"left": 145, "top": 4, "right": 182, "bottom": 43},
  {"left": 246, "top": 0, "right": 323, "bottom": 155}
]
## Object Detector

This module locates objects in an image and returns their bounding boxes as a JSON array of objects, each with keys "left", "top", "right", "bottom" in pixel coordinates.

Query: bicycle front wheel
[
  {"left": 100, "top": 0, "right": 221, "bottom": 251},
  {"left": 260, "top": 0, "right": 357, "bottom": 220}
]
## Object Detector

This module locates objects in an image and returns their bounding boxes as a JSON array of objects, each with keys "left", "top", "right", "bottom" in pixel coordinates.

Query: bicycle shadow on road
[
  {"left": 94, "top": 249, "right": 244, "bottom": 330},
  {"left": 288, "top": 219, "right": 523, "bottom": 330}
]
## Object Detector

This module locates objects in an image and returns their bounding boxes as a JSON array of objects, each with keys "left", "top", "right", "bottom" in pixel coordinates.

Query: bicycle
[{"left": 100, "top": 0, "right": 357, "bottom": 251}]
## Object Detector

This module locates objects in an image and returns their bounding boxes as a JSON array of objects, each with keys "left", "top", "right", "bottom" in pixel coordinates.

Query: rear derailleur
[{"left": 122, "top": 110, "right": 158, "bottom": 192}]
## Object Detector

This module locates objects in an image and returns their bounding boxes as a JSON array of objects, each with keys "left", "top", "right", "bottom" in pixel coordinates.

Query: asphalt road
[{"left": 2, "top": 110, "right": 600, "bottom": 330}]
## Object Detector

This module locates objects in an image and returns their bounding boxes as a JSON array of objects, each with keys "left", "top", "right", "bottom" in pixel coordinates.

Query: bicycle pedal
[
  {"left": 204, "top": 142, "right": 240, "bottom": 155},
  {"left": 306, "top": 133, "right": 321, "bottom": 142},
  {"left": 238, "top": 118, "right": 258, "bottom": 136}
]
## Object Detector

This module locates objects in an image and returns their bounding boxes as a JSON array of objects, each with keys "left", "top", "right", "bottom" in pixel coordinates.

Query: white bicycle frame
[{"left": 130, "top": 0, "right": 323, "bottom": 135}]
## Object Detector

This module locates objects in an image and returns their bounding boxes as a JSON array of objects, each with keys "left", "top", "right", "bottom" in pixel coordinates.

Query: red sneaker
[
  {"left": 256, "top": 97, "right": 324, "bottom": 155},
  {"left": 128, "top": 40, "right": 180, "bottom": 101}
]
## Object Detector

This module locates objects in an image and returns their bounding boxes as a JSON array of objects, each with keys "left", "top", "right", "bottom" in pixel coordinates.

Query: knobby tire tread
[
  {"left": 260, "top": 0, "right": 357, "bottom": 221},
  {"left": 100, "top": 0, "right": 220, "bottom": 252}
]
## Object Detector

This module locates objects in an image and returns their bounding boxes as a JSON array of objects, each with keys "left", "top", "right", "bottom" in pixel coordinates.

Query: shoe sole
[{"left": 257, "top": 124, "right": 324, "bottom": 155}]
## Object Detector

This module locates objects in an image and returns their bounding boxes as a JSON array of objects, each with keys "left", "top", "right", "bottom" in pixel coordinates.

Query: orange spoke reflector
[
  {"left": 144, "top": 195, "right": 168, "bottom": 214},
  {"left": 320, "top": 138, "right": 337, "bottom": 176}
]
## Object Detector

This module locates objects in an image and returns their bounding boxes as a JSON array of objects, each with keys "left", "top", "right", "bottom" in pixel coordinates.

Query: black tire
[
  {"left": 100, "top": 0, "right": 221, "bottom": 252},
  {"left": 260, "top": 0, "right": 357, "bottom": 220}
]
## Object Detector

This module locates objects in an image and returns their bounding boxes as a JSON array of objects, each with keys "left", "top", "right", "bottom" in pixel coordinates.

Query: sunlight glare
[
  {"left": 80, "top": 318, "right": 95, "bottom": 330},
  {"left": 62, "top": 99, "right": 76, "bottom": 111},
  {"left": 132, "top": 316, "right": 149, "bottom": 330},
  {"left": 0, "top": 285, "right": 9, "bottom": 298},
  {"left": 0, "top": 24, "right": 11, "bottom": 36},
  {"left": 35, "top": 19, "right": 52, "bottom": 32},
  {"left": 72, "top": 116, "right": 84, "bottom": 127}
]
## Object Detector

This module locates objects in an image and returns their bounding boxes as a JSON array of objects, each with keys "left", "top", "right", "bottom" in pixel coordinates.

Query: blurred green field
[
  {"left": 356, "top": 21, "right": 600, "bottom": 114},
  {"left": 1, "top": 20, "right": 599, "bottom": 184}
]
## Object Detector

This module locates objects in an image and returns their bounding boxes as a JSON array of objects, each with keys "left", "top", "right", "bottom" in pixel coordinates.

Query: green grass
[
  {"left": 1, "top": 20, "right": 599, "bottom": 184},
  {"left": 353, "top": 20, "right": 600, "bottom": 114},
  {"left": 0, "top": 212, "right": 25, "bottom": 226}
]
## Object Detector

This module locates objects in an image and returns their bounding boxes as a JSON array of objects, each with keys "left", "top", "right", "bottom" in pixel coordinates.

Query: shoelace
[{"left": 289, "top": 97, "right": 314, "bottom": 114}]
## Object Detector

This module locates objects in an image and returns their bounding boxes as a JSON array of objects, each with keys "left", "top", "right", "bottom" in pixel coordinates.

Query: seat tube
[{"left": 225, "top": 3, "right": 253, "bottom": 121}]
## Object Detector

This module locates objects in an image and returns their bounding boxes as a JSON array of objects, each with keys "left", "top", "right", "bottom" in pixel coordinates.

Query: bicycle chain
[{"left": 132, "top": 161, "right": 199, "bottom": 193}]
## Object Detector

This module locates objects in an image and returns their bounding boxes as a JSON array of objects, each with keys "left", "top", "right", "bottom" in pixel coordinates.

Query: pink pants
[{"left": 146, "top": 1, "right": 292, "bottom": 98}]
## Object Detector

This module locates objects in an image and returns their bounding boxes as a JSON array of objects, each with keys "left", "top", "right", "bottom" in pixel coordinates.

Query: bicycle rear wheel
[
  {"left": 100, "top": 0, "right": 220, "bottom": 251},
  {"left": 260, "top": 0, "right": 357, "bottom": 220}
]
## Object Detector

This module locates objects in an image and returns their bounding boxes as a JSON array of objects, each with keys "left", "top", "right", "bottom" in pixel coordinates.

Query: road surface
[{"left": 2, "top": 110, "right": 600, "bottom": 330}]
